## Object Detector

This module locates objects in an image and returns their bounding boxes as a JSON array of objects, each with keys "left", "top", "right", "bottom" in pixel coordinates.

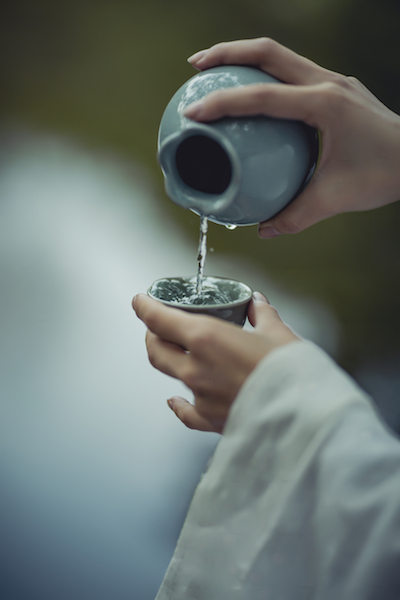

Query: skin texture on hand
[
  {"left": 185, "top": 38, "right": 400, "bottom": 236},
  {"left": 132, "top": 292, "right": 299, "bottom": 434}
]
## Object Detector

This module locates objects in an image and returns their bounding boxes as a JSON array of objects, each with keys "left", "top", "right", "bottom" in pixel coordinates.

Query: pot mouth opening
[
  {"left": 158, "top": 124, "right": 241, "bottom": 218},
  {"left": 175, "top": 134, "right": 232, "bottom": 195}
]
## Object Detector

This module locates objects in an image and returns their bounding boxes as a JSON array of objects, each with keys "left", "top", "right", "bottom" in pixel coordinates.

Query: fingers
[
  {"left": 257, "top": 171, "right": 342, "bottom": 236},
  {"left": 248, "top": 292, "right": 299, "bottom": 344},
  {"left": 183, "top": 82, "right": 326, "bottom": 129},
  {"left": 145, "top": 330, "right": 188, "bottom": 379},
  {"left": 257, "top": 193, "right": 322, "bottom": 237},
  {"left": 247, "top": 292, "right": 278, "bottom": 330},
  {"left": 133, "top": 294, "right": 195, "bottom": 348},
  {"left": 167, "top": 396, "right": 221, "bottom": 433},
  {"left": 188, "top": 38, "right": 328, "bottom": 86}
]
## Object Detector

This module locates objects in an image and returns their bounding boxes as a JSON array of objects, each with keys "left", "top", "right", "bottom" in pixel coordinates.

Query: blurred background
[{"left": 1, "top": 1, "right": 400, "bottom": 598}]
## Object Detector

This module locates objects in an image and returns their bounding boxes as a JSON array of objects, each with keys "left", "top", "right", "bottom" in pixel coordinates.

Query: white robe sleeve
[{"left": 155, "top": 341, "right": 400, "bottom": 600}]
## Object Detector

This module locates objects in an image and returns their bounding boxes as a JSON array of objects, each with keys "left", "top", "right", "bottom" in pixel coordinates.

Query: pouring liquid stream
[
  {"left": 196, "top": 218, "right": 238, "bottom": 296},
  {"left": 196, "top": 216, "right": 208, "bottom": 295},
  {"left": 148, "top": 216, "right": 241, "bottom": 306}
]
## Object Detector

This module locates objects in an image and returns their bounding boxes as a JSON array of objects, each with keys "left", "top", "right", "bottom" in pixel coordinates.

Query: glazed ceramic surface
[
  {"left": 158, "top": 65, "right": 319, "bottom": 226},
  {"left": 148, "top": 276, "right": 253, "bottom": 326}
]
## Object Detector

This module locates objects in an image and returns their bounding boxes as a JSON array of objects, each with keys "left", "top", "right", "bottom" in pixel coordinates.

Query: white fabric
[{"left": 155, "top": 341, "right": 400, "bottom": 600}]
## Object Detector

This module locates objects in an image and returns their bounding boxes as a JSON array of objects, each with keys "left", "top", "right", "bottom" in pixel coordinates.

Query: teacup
[{"left": 147, "top": 275, "right": 253, "bottom": 326}]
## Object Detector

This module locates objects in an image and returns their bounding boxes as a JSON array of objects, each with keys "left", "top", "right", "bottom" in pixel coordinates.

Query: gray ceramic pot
[
  {"left": 147, "top": 276, "right": 253, "bottom": 326},
  {"left": 158, "top": 65, "right": 319, "bottom": 226}
]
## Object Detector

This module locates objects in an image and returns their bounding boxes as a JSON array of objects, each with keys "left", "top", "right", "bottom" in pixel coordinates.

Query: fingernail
[
  {"left": 183, "top": 100, "right": 204, "bottom": 119},
  {"left": 252, "top": 291, "right": 269, "bottom": 303},
  {"left": 258, "top": 225, "right": 282, "bottom": 239},
  {"left": 132, "top": 295, "right": 138, "bottom": 311},
  {"left": 167, "top": 399, "right": 174, "bottom": 410},
  {"left": 187, "top": 50, "right": 207, "bottom": 64}
]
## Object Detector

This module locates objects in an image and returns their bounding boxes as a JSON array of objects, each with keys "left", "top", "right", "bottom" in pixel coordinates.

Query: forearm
[{"left": 156, "top": 341, "right": 400, "bottom": 599}]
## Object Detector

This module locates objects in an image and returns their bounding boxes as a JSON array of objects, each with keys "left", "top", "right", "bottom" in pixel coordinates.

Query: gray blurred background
[{"left": 1, "top": 1, "right": 400, "bottom": 598}]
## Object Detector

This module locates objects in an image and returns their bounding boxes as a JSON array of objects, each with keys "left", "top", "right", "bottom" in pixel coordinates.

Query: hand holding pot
[
  {"left": 186, "top": 37, "right": 400, "bottom": 236},
  {"left": 158, "top": 60, "right": 319, "bottom": 226}
]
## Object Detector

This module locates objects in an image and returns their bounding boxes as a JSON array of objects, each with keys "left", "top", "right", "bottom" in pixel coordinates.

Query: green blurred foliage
[{"left": 1, "top": 0, "right": 400, "bottom": 373}]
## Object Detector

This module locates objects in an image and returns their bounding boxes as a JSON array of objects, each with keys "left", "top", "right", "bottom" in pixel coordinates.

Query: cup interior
[{"left": 147, "top": 276, "right": 253, "bottom": 326}]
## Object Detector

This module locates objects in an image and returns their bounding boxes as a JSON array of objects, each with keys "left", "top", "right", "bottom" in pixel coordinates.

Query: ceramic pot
[{"left": 157, "top": 65, "right": 319, "bottom": 226}]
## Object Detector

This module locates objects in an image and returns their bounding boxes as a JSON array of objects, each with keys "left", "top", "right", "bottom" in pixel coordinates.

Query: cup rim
[{"left": 147, "top": 275, "right": 253, "bottom": 310}]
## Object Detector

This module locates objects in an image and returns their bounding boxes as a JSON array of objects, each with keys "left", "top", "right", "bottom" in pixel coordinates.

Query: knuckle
[
  {"left": 146, "top": 340, "right": 160, "bottom": 369},
  {"left": 255, "top": 36, "right": 278, "bottom": 58},
  {"left": 211, "top": 40, "right": 229, "bottom": 52},
  {"left": 321, "top": 74, "right": 356, "bottom": 96},
  {"left": 146, "top": 346, "right": 158, "bottom": 369},
  {"left": 215, "top": 41, "right": 232, "bottom": 53},
  {"left": 319, "top": 80, "right": 342, "bottom": 98},
  {"left": 312, "top": 81, "right": 348, "bottom": 114},
  {"left": 207, "top": 40, "right": 236, "bottom": 63},
  {"left": 147, "top": 352, "right": 158, "bottom": 369},
  {"left": 142, "top": 306, "right": 160, "bottom": 333},
  {"left": 145, "top": 333, "right": 166, "bottom": 371},
  {"left": 205, "top": 89, "right": 230, "bottom": 110},
  {"left": 336, "top": 74, "right": 362, "bottom": 91},
  {"left": 346, "top": 75, "right": 361, "bottom": 86}
]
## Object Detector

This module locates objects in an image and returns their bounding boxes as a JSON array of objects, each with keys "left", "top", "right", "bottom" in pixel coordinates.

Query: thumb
[
  {"left": 167, "top": 397, "right": 222, "bottom": 433},
  {"left": 248, "top": 292, "right": 300, "bottom": 347},
  {"left": 247, "top": 291, "right": 273, "bottom": 330},
  {"left": 258, "top": 178, "right": 335, "bottom": 237}
]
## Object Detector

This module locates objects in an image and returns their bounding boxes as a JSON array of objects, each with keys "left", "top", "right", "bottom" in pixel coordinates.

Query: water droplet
[{"left": 225, "top": 223, "right": 237, "bottom": 230}]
